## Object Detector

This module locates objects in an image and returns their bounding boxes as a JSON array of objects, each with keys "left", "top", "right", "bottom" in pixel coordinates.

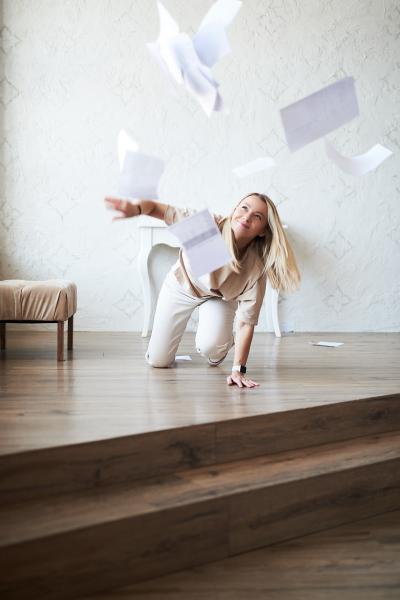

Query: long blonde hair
[{"left": 220, "top": 193, "right": 301, "bottom": 293}]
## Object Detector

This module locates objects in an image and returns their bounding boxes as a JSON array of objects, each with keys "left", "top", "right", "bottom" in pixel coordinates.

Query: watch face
[{"left": 240, "top": 365, "right": 247, "bottom": 374}]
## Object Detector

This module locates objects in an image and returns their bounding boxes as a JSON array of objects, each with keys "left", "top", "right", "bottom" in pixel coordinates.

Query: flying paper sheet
[
  {"left": 280, "top": 77, "right": 359, "bottom": 152},
  {"left": 117, "top": 151, "right": 165, "bottom": 200},
  {"left": 168, "top": 209, "right": 231, "bottom": 277},
  {"left": 198, "top": 0, "right": 242, "bottom": 30},
  {"left": 118, "top": 130, "right": 139, "bottom": 171},
  {"left": 232, "top": 156, "right": 276, "bottom": 177},
  {"left": 147, "top": 0, "right": 242, "bottom": 116},
  {"left": 324, "top": 139, "right": 392, "bottom": 176},
  {"left": 194, "top": 0, "right": 241, "bottom": 67}
]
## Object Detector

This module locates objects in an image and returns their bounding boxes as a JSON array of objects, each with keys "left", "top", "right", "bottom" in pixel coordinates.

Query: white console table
[{"left": 137, "top": 216, "right": 282, "bottom": 338}]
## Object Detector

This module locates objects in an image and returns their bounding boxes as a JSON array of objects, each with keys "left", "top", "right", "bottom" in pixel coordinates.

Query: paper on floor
[
  {"left": 232, "top": 156, "right": 276, "bottom": 177},
  {"left": 324, "top": 139, "right": 392, "bottom": 176},
  {"left": 280, "top": 77, "right": 359, "bottom": 152},
  {"left": 175, "top": 355, "right": 192, "bottom": 361},
  {"left": 311, "top": 341, "right": 344, "bottom": 347},
  {"left": 147, "top": 0, "right": 241, "bottom": 116},
  {"left": 168, "top": 209, "right": 231, "bottom": 277}
]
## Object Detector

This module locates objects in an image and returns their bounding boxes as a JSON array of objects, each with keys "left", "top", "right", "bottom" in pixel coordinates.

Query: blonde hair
[{"left": 220, "top": 193, "right": 301, "bottom": 293}]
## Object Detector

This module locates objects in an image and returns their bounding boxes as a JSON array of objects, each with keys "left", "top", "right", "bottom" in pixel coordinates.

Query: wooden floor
[
  {"left": 81, "top": 508, "right": 400, "bottom": 600},
  {"left": 1, "top": 331, "right": 399, "bottom": 600},
  {"left": 0, "top": 330, "right": 399, "bottom": 455}
]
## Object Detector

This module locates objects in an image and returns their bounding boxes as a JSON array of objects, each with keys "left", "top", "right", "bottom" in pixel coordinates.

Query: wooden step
[
  {"left": 78, "top": 509, "right": 400, "bottom": 600},
  {"left": 1, "top": 393, "right": 399, "bottom": 505},
  {"left": 1, "top": 430, "right": 400, "bottom": 600}
]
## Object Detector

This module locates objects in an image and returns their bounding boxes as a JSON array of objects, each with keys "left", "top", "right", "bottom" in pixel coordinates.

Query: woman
[{"left": 105, "top": 193, "right": 300, "bottom": 388}]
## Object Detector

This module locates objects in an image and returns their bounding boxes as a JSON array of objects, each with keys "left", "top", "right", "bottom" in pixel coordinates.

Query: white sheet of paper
[
  {"left": 232, "top": 156, "right": 276, "bottom": 177},
  {"left": 147, "top": 2, "right": 183, "bottom": 85},
  {"left": 324, "top": 139, "right": 392, "bottom": 176},
  {"left": 118, "top": 130, "right": 139, "bottom": 171},
  {"left": 311, "top": 341, "right": 344, "bottom": 347},
  {"left": 176, "top": 355, "right": 192, "bottom": 361},
  {"left": 117, "top": 151, "right": 165, "bottom": 200},
  {"left": 147, "top": 0, "right": 241, "bottom": 115},
  {"left": 193, "top": 22, "right": 230, "bottom": 68},
  {"left": 198, "top": 0, "right": 242, "bottom": 31},
  {"left": 172, "top": 32, "right": 221, "bottom": 116},
  {"left": 147, "top": 41, "right": 180, "bottom": 93},
  {"left": 194, "top": 0, "right": 242, "bottom": 69},
  {"left": 168, "top": 209, "right": 231, "bottom": 278},
  {"left": 280, "top": 77, "right": 359, "bottom": 152}
]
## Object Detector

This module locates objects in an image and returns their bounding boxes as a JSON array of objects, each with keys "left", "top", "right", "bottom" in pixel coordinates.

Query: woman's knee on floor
[
  {"left": 196, "top": 337, "right": 233, "bottom": 365},
  {"left": 145, "top": 349, "right": 175, "bottom": 368}
]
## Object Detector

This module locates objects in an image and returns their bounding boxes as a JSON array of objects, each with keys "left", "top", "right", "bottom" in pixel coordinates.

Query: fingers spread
[
  {"left": 227, "top": 374, "right": 260, "bottom": 388},
  {"left": 234, "top": 376, "right": 243, "bottom": 388},
  {"left": 244, "top": 379, "right": 259, "bottom": 388},
  {"left": 104, "top": 198, "right": 116, "bottom": 209},
  {"left": 227, "top": 375, "right": 261, "bottom": 389},
  {"left": 104, "top": 197, "right": 128, "bottom": 215}
]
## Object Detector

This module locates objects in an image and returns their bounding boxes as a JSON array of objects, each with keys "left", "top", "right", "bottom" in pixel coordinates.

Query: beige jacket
[{"left": 164, "top": 205, "right": 267, "bottom": 326}]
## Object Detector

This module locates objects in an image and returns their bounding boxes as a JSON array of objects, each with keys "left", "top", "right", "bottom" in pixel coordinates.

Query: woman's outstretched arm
[
  {"left": 104, "top": 197, "right": 168, "bottom": 221},
  {"left": 227, "top": 320, "right": 259, "bottom": 388}
]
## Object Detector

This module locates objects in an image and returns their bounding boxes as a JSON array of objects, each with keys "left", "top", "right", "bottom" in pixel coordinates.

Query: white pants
[{"left": 146, "top": 270, "right": 237, "bottom": 368}]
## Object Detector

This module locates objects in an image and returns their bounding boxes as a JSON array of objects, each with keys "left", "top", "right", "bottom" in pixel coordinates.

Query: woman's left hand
[
  {"left": 227, "top": 372, "right": 259, "bottom": 388},
  {"left": 104, "top": 197, "right": 141, "bottom": 219}
]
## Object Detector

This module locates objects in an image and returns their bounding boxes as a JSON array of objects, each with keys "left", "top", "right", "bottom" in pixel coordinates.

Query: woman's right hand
[{"left": 105, "top": 197, "right": 141, "bottom": 220}]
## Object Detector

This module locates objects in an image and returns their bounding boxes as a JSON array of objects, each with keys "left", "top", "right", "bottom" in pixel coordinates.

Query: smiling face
[{"left": 231, "top": 194, "right": 269, "bottom": 249}]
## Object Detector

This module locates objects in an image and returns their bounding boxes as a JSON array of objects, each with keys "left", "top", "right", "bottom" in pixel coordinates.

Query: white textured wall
[{"left": 0, "top": 0, "right": 399, "bottom": 332}]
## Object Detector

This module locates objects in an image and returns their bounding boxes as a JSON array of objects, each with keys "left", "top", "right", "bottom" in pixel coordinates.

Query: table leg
[
  {"left": 57, "top": 321, "right": 64, "bottom": 361},
  {"left": 270, "top": 287, "right": 281, "bottom": 338},
  {"left": 68, "top": 315, "right": 73, "bottom": 351},
  {"left": 137, "top": 229, "right": 153, "bottom": 337},
  {"left": 266, "top": 280, "right": 281, "bottom": 338},
  {"left": 0, "top": 323, "right": 5, "bottom": 350}
]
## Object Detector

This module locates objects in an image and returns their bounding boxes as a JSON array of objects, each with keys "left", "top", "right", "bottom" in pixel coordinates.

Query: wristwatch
[{"left": 232, "top": 364, "right": 247, "bottom": 374}]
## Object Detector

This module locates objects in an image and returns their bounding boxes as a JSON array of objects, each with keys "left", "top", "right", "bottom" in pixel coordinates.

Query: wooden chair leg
[
  {"left": 57, "top": 321, "right": 64, "bottom": 362},
  {"left": 0, "top": 323, "right": 5, "bottom": 350},
  {"left": 67, "top": 315, "right": 73, "bottom": 351}
]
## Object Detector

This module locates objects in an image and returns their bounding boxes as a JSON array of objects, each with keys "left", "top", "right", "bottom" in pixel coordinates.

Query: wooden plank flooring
[
  {"left": 81, "top": 509, "right": 400, "bottom": 600},
  {"left": 1, "top": 331, "right": 399, "bottom": 599},
  {"left": 0, "top": 331, "right": 399, "bottom": 455},
  {"left": 3, "top": 430, "right": 400, "bottom": 547},
  {"left": 2, "top": 431, "right": 400, "bottom": 600}
]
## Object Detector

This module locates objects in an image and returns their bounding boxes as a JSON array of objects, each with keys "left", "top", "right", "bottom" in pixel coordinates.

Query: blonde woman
[{"left": 105, "top": 193, "right": 300, "bottom": 388}]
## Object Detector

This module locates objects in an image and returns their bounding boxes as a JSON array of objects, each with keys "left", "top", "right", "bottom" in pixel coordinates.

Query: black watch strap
[{"left": 232, "top": 364, "right": 247, "bottom": 374}]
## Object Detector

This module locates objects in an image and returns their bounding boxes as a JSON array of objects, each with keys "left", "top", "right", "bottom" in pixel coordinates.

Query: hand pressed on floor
[{"left": 227, "top": 372, "right": 259, "bottom": 388}]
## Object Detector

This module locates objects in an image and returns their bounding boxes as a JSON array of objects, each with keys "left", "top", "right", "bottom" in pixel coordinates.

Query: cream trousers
[{"left": 146, "top": 270, "right": 237, "bottom": 368}]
